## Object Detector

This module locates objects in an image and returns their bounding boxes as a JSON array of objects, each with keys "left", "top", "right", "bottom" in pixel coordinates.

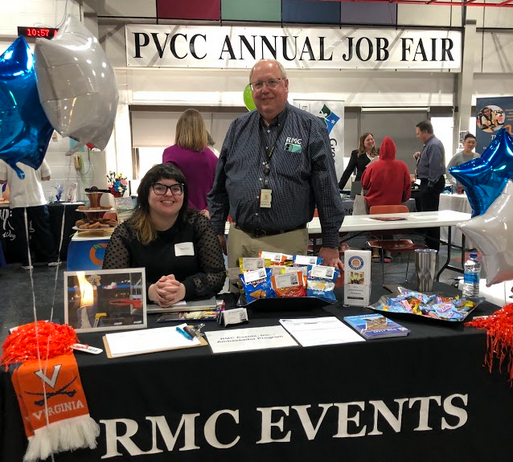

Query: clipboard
[{"left": 102, "top": 325, "right": 208, "bottom": 359}]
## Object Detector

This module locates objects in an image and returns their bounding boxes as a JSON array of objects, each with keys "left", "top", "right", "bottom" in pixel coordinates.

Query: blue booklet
[{"left": 343, "top": 314, "right": 410, "bottom": 339}]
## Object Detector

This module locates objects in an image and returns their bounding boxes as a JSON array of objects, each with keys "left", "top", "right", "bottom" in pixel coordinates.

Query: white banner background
[{"left": 125, "top": 25, "right": 461, "bottom": 71}]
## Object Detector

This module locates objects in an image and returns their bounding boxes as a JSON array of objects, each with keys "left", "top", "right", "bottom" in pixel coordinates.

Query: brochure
[{"left": 343, "top": 314, "right": 410, "bottom": 340}]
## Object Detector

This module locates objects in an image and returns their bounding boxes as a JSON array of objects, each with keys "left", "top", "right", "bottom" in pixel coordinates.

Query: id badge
[{"left": 260, "top": 189, "right": 272, "bottom": 208}]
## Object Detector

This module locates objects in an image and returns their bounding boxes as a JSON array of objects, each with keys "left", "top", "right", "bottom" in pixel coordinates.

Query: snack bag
[
  {"left": 293, "top": 255, "right": 323, "bottom": 266},
  {"left": 239, "top": 257, "right": 265, "bottom": 272},
  {"left": 307, "top": 265, "right": 339, "bottom": 301},
  {"left": 283, "top": 254, "right": 294, "bottom": 266},
  {"left": 271, "top": 271, "right": 307, "bottom": 298},
  {"left": 259, "top": 251, "right": 288, "bottom": 267},
  {"left": 271, "top": 265, "right": 307, "bottom": 280},
  {"left": 240, "top": 268, "right": 275, "bottom": 303}
]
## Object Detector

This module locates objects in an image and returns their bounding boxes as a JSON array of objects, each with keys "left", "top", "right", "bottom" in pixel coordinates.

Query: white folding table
[{"left": 308, "top": 210, "right": 472, "bottom": 281}]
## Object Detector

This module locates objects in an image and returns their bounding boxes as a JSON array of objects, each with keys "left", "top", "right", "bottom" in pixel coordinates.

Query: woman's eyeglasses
[
  {"left": 250, "top": 78, "right": 282, "bottom": 91},
  {"left": 152, "top": 183, "right": 184, "bottom": 196}
]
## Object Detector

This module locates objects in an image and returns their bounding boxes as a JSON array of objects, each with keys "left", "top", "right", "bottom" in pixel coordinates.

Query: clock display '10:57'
[{"left": 17, "top": 26, "right": 59, "bottom": 39}]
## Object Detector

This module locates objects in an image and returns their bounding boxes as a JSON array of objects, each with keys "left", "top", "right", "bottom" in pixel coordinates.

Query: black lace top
[{"left": 102, "top": 212, "right": 226, "bottom": 301}]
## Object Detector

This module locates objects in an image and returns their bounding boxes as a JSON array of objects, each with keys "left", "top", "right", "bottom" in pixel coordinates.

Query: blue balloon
[
  {"left": 0, "top": 37, "right": 53, "bottom": 179},
  {"left": 449, "top": 128, "right": 513, "bottom": 216}
]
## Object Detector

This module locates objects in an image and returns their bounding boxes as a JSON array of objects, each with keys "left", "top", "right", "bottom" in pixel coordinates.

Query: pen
[
  {"left": 218, "top": 301, "right": 225, "bottom": 325},
  {"left": 176, "top": 326, "right": 193, "bottom": 341}
]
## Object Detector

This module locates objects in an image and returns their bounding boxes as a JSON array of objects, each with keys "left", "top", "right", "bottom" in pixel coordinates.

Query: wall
[{"left": 1, "top": 0, "right": 513, "bottom": 198}]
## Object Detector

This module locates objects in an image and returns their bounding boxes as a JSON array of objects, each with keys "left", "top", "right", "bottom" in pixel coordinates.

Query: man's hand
[
  {"left": 218, "top": 234, "right": 227, "bottom": 255},
  {"left": 318, "top": 247, "right": 344, "bottom": 272},
  {"left": 413, "top": 151, "right": 421, "bottom": 161}
]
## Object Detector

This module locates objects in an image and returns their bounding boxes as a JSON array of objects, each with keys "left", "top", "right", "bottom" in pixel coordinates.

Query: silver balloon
[
  {"left": 458, "top": 180, "right": 513, "bottom": 286},
  {"left": 34, "top": 16, "right": 118, "bottom": 153}
]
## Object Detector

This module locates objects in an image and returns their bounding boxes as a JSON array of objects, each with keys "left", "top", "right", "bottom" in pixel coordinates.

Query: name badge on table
[
  {"left": 175, "top": 242, "right": 194, "bottom": 256},
  {"left": 222, "top": 307, "right": 249, "bottom": 327},
  {"left": 260, "top": 189, "right": 272, "bottom": 208}
]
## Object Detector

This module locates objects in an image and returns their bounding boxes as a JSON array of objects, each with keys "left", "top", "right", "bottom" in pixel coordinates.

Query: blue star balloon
[
  {"left": 449, "top": 128, "right": 513, "bottom": 216},
  {"left": 0, "top": 37, "right": 53, "bottom": 179}
]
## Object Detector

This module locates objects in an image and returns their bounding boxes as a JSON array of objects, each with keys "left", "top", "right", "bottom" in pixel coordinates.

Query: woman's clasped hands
[{"left": 149, "top": 274, "right": 186, "bottom": 307}]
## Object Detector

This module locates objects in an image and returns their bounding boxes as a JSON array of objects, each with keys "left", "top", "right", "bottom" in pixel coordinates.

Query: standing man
[
  {"left": 446, "top": 133, "right": 480, "bottom": 193},
  {"left": 413, "top": 120, "right": 446, "bottom": 251},
  {"left": 208, "top": 59, "right": 345, "bottom": 271},
  {"left": 0, "top": 159, "right": 59, "bottom": 269}
]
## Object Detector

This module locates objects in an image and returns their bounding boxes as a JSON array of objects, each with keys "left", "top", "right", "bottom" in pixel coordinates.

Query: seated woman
[{"left": 103, "top": 163, "right": 226, "bottom": 306}]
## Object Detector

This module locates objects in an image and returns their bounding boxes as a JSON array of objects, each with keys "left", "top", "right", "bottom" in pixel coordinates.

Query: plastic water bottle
[{"left": 462, "top": 253, "right": 481, "bottom": 298}]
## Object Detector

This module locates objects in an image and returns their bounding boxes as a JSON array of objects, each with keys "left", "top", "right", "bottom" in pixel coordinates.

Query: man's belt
[{"left": 234, "top": 224, "right": 306, "bottom": 238}]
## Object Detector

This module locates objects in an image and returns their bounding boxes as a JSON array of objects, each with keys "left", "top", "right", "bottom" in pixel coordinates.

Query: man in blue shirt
[
  {"left": 413, "top": 120, "right": 446, "bottom": 251},
  {"left": 208, "top": 59, "right": 345, "bottom": 273}
]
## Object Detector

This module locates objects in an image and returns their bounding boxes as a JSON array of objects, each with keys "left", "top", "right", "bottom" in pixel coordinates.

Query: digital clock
[{"left": 17, "top": 26, "right": 59, "bottom": 39}]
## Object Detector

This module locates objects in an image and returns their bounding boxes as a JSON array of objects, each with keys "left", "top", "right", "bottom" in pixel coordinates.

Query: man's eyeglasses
[
  {"left": 250, "top": 78, "right": 283, "bottom": 91},
  {"left": 152, "top": 183, "right": 184, "bottom": 196}
]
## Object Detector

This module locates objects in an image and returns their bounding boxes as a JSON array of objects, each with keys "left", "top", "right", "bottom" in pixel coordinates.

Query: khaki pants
[{"left": 227, "top": 223, "right": 309, "bottom": 269}]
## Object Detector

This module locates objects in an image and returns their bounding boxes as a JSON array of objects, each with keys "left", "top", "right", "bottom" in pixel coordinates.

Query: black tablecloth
[
  {"left": 1, "top": 283, "right": 512, "bottom": 462},
  {"left": 0, "top": 202, "right": 82, "bottom": 263}
]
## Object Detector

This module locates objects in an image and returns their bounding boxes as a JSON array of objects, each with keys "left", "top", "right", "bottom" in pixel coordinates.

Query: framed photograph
[{"left": 64, "top": 268, "right": 147, "bottom": 333}]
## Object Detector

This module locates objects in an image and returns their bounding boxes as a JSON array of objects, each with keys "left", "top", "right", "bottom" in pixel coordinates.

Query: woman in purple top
[{"left": 162, "top": 109, "right": 218, "bottom": 212}]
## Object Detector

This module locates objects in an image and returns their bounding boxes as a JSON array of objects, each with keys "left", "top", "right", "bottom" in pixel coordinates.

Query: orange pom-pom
[
  {"left": 466, "top": 303, "right": 513, "bottom": 385},
  {"left": 1, "top": 321, "right": 78, "bottom": 367}
]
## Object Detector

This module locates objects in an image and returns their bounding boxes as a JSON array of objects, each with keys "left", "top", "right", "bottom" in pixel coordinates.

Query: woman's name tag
[{"left": 175, "top": 242, "right": 194, "bottom": 256}]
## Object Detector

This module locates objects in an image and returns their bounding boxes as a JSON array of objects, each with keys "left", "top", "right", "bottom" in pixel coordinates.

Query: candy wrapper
[
  {"left": 369, "top": 287, "right": 483, "bottom": 322},
  {"left": 307, "top": 265, "right": 339, "bottom": 302}
]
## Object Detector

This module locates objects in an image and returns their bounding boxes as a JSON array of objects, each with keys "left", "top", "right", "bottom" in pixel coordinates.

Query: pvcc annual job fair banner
[{"left": 125, "top": 25, "right": 461, "bottom": 71}]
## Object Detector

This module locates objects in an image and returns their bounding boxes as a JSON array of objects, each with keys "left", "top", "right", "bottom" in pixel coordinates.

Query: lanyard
[{"left": 258, "top": 114, "right": 288, "bottom": 186}]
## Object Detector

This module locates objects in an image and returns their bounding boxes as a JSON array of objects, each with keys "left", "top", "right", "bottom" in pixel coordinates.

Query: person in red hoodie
[{"left": 361, "top": 136, "right": 412, "bottom": 262}]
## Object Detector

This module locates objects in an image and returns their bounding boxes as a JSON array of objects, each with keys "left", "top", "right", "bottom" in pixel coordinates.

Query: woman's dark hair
[{"left": 131, "top": 163, "right": 190, "bottom": 244}]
